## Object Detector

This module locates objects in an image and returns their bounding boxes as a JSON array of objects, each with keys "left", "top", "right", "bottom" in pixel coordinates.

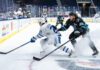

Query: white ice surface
[{"left": 0, "top": 22, "right": 100, "bottom": 70}]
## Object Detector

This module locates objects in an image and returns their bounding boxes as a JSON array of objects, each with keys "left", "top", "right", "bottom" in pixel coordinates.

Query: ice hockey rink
[{"left": 0, "top": 21, "right": 100, "bottom": 70}]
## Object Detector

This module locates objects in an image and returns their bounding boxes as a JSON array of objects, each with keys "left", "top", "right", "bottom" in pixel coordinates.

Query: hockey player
[
  {"left": 30, "top": 18, "right": 71, "bottom": 56},
  {"left": 58, "top": 12, "right": 99, "bottom": 56},
  {"left": 56, "top": 13, "right": 64, "bottom": 28}
]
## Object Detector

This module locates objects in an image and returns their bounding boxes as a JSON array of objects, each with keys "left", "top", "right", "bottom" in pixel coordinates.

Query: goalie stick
[
  {"left": 0, "top": 41, "right": 30, "bottom": 54},
  {"left": 33, "top": 39, "right": 71, "bottom": 61}
]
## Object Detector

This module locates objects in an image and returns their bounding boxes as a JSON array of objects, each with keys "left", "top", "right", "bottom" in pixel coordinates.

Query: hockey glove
[
  {"left": 74, "top": 30, "right": 80, "bottom": 35},
  {"left": 30, "top": 37, "right": 36, "bottom": 43}
]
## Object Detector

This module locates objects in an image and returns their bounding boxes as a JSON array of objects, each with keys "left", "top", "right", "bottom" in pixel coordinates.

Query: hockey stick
[
  {"left": 33, "top": 39, "right": 71, "bottom": 61},
  {"left": 0, "top": 41, "right": 30, "bottom": 54}
]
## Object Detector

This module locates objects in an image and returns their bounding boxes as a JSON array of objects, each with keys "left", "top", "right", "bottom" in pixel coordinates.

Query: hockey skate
[
  {"left": 68, "top": 50, "right": 73, "bottom": 57},
  {"left": 92, "top": 50, "right": 99, "bottom": 56},
  {"left": 68, "top": 49, "right": 78, "bottom": 58}
]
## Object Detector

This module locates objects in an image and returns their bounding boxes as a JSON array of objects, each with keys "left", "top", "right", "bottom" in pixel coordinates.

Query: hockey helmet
[
  {"left": 69, "top": 12, "right": 78, "bottom": 18},
  {"left": 38, "top": 18, "right": 46, "bottom": 26}
]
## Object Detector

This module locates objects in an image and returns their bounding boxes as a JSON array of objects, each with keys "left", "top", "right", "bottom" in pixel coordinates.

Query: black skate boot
[
  {"left": 89, "top": 43, "right": 99, "bottom": 56},
  {"left": 92, "top": 50, "right": 99, "bottom": 56}
]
